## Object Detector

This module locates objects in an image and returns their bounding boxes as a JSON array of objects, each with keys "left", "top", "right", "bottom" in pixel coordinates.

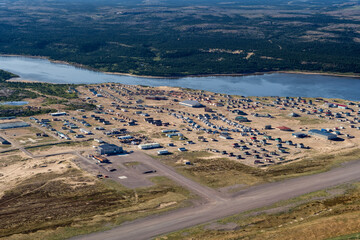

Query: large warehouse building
[
  {"left": 96, "top": 144, "right": 123, "bottom": 155},
  {"left": 308, "top": 129, "right": 338, "bottom": 140},
  {"left": 179, "top": 100, "right": 204, "bottom": 108},
  {"left": 0, "top": 121, "right": 31, "bottom": 130}
]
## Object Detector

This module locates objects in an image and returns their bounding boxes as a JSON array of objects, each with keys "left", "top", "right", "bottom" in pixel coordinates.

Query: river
[{"left": 0, "top": 56, "right": 359, "bottom": 101}]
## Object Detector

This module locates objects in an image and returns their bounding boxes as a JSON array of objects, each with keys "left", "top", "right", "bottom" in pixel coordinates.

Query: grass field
[
  {"left": 159, "top": 182, "right": 360, "bottom": 240},
  {"left": 329, "top": 232, "right": 360, "bottom": 240},
  {"left": 0, "top": 170, "right": 191, "bottom": 240},
  {"left": 155, "top": 149, "right": 360, "bottom": 189},
  {"left": 0, "top": 152, "right": 28, "bottom": 167},
  {"left": 0, "top": 144, "right": 11, "bottom": 149},
  {"left": 25, "top": 140, "right": 93, "bottom": 154}
]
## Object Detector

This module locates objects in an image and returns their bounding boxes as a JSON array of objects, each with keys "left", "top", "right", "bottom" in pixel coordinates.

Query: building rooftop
[
  {"left": 179, "top": 100, "right": 204, "bottom": 108},
  {"left": 98, "top": 143, "right": 121, "bottom": 150},
  {"left": 277, "top": 126, "right": 292, "bottom": 131},
  {"left": 0, "top": 121, "right": 31, "bottom": 130},
  {"left": 308, "top": 129, "right": 337, "bottom": 138}
]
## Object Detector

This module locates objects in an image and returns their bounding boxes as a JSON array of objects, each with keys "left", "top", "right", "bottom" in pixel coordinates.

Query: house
[
  {"left": 138, "top": 143, "right": 161, "bottom": 150},
  {"left": 157, "top": 149, "right": 169, "bottom": 155},
  {"left": 161, "top": 129, "right": 178, "bottom": 133},
  {"left": 235, "top": 116, "right": 250, "bottom": 122},
  {"left": 50, "top": 112, "right": 67, "bottom": 117},
  {"left": 80, "top": 128, "right": 92, "bottom": 135},
  {"left": 214, "top": 102, "right": 224, "bottom": 107},
  {"left": 288, "top": 112, "right": 300, "bottom": 117},
  {"left": 277, "top": 126, "right": 292, "bottom": 131},
  {"left": 118, "top": 135, "right": 133, "bottom": 140},
  {"left": 205, "top": 107, "right": 213, "bottom": 112},
  {"left": 337, "top": 104, "right": 348, "bottom": 109},
  {"left": 96, "top": 144, "right": 123, "bottom": 155},
  {"left": 292, "top": 132, "right": 308, "bottom": 138},
  {"left": 94, "top": 138, "right": 105, "bottom": 143},
  {"left": 146, "top": 96, "right": 167, "bottom": 100},
  {"left": 179, "top": 100, "right": 204, "bottom": 108},
  {"left": 219, "top": 134, "right": 232, "bottom": 139},
  {"left": 178, "top": 147, "right": 187, "bottom": 152}
]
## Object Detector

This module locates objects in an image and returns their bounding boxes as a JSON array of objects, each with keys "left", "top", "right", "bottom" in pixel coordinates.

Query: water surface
[
  {"left": 0, "top": 101, "right": 28, "bottom": 106},
  {"left": 0, "top": 56, "right": 359, "bottom": 101}
]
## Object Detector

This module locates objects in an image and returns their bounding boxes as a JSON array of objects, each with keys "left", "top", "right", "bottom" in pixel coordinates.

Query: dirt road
[{"left": 72, "top": 159, "right": 360, "bottom": 240}]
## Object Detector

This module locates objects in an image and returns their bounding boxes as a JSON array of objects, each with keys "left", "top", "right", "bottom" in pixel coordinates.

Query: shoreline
[
  {"left": 6, "top": 77, "right": 42, "bottom": 83},
  {"left": 1, "top": 54, "right": 360, "bottom": 80}
]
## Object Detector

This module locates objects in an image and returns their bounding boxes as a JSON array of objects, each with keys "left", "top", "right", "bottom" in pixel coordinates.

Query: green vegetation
[
  {"left": 329, "top": 232, "right": 360, "bottom": 240},
  {"left": 157, "top": 149, "right": 360, "bottom": 188},
  {"left": 0, "top": 68, "right": 78, "bottom": 101},
  {"left": 0, "top": 70, "right": 78, "bottom": 112},
  {"left": 14, "top": 135, "right": 56, "bottom": 147},
  {"left": 26, "top": 140, "right": 93, "bottom": 153},
  {"left": 64, "top": 102, "right": 96, "bottom": 111},
  {"left": 43, "top": 98, "right": 69, "bottom": 106},
  {"left": 5, "top": 82, "right": 78, "bottom": 99},
  {"left": 281, "top": 114, "right": 326, "bottom": 125},
  {"left": 0, "top": 170, "right": 190, "bottom": 240},
  {"left": 296, "top": 117, "right": 326, "bottom": 125},
  {"left": 161, "top": 183, "right": 360, "bottom": 240},
  {"left": 0, "top": 105, "right": 54, "bottom": 117},
  {"left": 0, "top": 69, "right": 82, "bottom": 114},
  {"left": 1, "top": 1, "right": 360, "bottom": 77},
  {"left": 0, "top": 86, "right": 38, "bottom": 102},
  {"left": 0, "top": 152, "right": 27, "bottom": 166},
  {"left": 0, "top": 69, "right": 18, "bottom": 81},
  {"left": 124, "top": 161, "right": 141, "bottom": 167}
]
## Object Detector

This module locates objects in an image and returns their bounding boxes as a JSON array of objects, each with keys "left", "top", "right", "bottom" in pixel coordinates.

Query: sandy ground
[
  {"left": 6, "top": 78, "right": 42, "bottom": 83},
  {"left": 0, "top": 152, "right": 78, "bottom": 198}
]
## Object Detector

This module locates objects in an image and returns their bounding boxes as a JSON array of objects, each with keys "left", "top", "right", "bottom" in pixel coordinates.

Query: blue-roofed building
[
  {"left": 0, "top": 121, "right": 31, "bottom": 130},
  {"left": 308, "top": 129, "right": 337, "bottom": 140}
]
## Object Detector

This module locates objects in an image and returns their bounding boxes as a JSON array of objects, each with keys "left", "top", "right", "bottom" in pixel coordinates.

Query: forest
[
  {"left": 0, "top": 0, "right": 360, "bottom": 77},
  {"left": 0, "top": 70, "right": 18, "bottom": 82},
  {"left": 0, "top": 69, "right": 78, "bottom": 101}
]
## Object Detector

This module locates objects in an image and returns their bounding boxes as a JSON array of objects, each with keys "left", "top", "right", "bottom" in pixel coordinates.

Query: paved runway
[{"left": 72, "top": 158, "right": 360, "bottom": 240}]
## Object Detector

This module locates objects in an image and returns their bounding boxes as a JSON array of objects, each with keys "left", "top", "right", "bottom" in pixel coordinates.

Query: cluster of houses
[
  {"left": 144, "top": 117, "right": 170, "bottom": 127},
  {"left": 78, "top": 83, "right": 360, "bottom": 167},
  {"left": 90, "top": 114, "right": 111, "bottom": 125}
]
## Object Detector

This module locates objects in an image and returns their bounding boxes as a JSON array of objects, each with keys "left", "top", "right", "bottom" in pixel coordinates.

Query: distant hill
[{"left": 1, "top": 0, "right": 360, "bottom": 76}]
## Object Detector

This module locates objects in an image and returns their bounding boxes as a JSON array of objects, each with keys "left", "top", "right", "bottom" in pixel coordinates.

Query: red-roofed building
[
  {"left": 337, "top": 104, "right": 348, "bottom": 109},
  {"left": 277, "top": 126, "right": 292, "bottom": 131}
]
